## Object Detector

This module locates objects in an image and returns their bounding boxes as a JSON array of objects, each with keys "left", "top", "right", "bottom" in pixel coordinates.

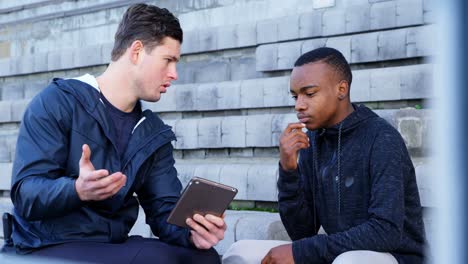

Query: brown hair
[{"left": 111, "top": 3, "right": 183, "bottom": 61}]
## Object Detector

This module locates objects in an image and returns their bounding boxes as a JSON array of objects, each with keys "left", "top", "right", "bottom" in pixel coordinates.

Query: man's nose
[
  {"left": 168, "top": 64, "right": 178, "bottom": 80},
  {"left": 295, "top": 96, "right": 307, "bottom": 111}
]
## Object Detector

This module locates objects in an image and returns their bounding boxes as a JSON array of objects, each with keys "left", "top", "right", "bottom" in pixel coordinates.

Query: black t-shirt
[{"left": 99, "top": 93, "right": 142, "bottom": 160}]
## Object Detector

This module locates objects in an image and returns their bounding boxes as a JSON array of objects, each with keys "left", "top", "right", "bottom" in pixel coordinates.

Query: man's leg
[
  {"left": 28, "top": 236, "right": 220, "bottom": 264},
  {"left": 332, "top": 250, "right": 398, "bottom": 264},
  {"left": 222, "top": 240, "right": 291, "bottom": 264},
  {"left": 130, "top": 236, "right": 220, "bottom": 264}
]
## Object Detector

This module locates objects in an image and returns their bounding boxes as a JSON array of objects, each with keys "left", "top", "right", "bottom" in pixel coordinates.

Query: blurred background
[{"left": 0, "top": 0, "right": 454, "bottom": 262}]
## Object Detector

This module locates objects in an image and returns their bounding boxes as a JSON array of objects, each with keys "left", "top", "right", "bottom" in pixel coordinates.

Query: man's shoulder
[
  {"left": 359, "top": 115, "right": 408, "bottom": 152},
  {"left": 26, "top": 79, "right": 79, "bottom": 118},
  {"left": 359, "top": 113, "right": 399, "bottom": 135},
  {"left": 33, "top": 78, "right": 75, "bottom": 101}
]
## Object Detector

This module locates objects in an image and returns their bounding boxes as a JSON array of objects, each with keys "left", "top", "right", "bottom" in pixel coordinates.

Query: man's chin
[
  {"left": 304, "top": 123, "right": 317, "bottom": 131},
  {"left": 140, "top": 96, "right": 161, "bottom": 103}
]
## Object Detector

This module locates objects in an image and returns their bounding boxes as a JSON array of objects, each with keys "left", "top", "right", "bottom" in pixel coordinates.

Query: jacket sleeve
[
  {"left": 278, "top": 148, "right": 321, "bottom": 240},
  {"left": 11, "top": 90, "right": 83, "bottom": 221},
  {"left": 137, "top": 142, "right": 193, "bottom": 248},
  {"left": 291, "top": 130, "right": 409, "bottom": 264}
]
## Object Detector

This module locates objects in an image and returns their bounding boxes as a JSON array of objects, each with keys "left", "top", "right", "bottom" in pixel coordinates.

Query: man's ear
[
  {"left": 337, "top": 80, "right": 349, "bottom": 100},
  {"left": 128, "top": 40, "right": 144, "bottom": 65}
]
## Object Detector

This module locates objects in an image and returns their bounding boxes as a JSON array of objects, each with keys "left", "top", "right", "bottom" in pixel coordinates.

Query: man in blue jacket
[
  {"left": 224, "top": 48, "right": 426, "bottom": 264},
  {"left": 5, "top": 4, "right": 225, "bottom": 263}
]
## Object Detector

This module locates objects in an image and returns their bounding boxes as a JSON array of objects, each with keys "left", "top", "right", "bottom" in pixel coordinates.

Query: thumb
[{"left": 79, "top": 144, "right": 93, "bottom": 169}]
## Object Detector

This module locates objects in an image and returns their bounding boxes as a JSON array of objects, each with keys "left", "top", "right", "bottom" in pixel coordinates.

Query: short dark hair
[
  {"left": 294, "top": 47, "right": 352, "bottom": 86},
  {"left": 111, "top": 3, "right": 183, "bottom": 61}
]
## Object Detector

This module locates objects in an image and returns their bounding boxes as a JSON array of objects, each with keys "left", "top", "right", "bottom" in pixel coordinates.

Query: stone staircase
[{"left": 0, "top": 0, "right": 434, "bottom": 257}]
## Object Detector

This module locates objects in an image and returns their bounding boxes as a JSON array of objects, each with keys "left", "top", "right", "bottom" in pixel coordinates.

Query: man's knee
[{"left": 332, "top": 250, "right": 398, "bottom": 264}]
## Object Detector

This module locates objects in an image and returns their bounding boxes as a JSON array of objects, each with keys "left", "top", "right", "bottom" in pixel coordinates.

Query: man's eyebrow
[
  {"left": 290, "top": 85, "right": 318, "bottom": 93},
  {"left": 166, "top": 55, "right": 180, "bottom": 62}
]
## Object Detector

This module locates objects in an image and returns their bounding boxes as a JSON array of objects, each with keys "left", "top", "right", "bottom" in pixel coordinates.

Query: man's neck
[
  {"left": 327, "top": 102, "right": 355, "bottom": 128},
  {"left": 96, "top": 63, "right": 137, "bottom": 113},
  {"left": 338, "top": 102, "right": 355, "bottom": 122}
]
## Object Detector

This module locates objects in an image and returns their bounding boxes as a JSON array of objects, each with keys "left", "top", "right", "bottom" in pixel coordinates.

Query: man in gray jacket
[{"left": 224, "top": 48, "right": 426, "bottom": 264}]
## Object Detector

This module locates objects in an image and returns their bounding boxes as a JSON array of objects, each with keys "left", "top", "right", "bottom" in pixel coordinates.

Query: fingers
[
  {"left": 261, "top": 253, "right": 270, "bottom": 264},
  {"left": 76, "top": 144, "right": 128, "bottom": 201},
  {"left": 281, "top": 123, "right": 308, "bottom": 140},
  {"left": 186, "top": 214, "right": 226, "bottom": 249},
  {"left": 76, "top": 171, "right": 127, "bottom": 201},
  {"left": 83, "top": 169, "right": 109, "bottom": 181},
  {"left": 94, "top": 173, "right": 126, "bottom": 195},
  {"left": 280, "top": 130, "right": 310, "bottom": 151},
  {"left": 279, "top": 123, "right": 310, "bottom": 171},
  {"left": 205, "top": 214, "right": 226, "bottom": 228},
  {"left": 284, "top": 122, "right": 306, "bottom": 134},
  {"left": 190, "top": 230, "right": 212, "bottom": 250}
]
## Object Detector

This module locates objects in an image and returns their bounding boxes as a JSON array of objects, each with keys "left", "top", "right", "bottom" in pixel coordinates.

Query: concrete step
[
  {"left": 256, "top": 25, "right": 434, "bottom": 72},
  {"left": 0, "top": 108, "right": 432, "bottom": 163},
  {"left": 0, "top": 0, "right": 430, "bottom": 58},
  {"left": 0, "top": 24, "right": 433, "bottom": 78},
  {"left": 0, "top": 5, "right": 434, "bottom": 78},
  {"left": 0, "top": 155, "right": 434, "bottom": 207},
  {"left": 0, "top": 0, "right": 51, "bottom": 11},
  {"left": 0, "top": 69, "right": 431, "bottom": 112},
  {"left": 166, "top": 109, "right": 431, "bottom": 151},
  {"left": 176, "top": 157, "right": 434, "bottom": 207},
  {"left": 0, "top": 99, "right": 29, "bottom": 123},
  {"left": 141, "top": 64, "right": 433, "bottom": 113},
  {"left": 0, "top": 195, "right": 286, "bottom": 255},
  {"left": 180, "top": 0, "right": 430, "bottom": 54},
  {"left": 0, "top": 0, "right": 154, "bottom": 26},
  {"left": 0, "top": 197, "right": 435, "bottom": 256},
  {"left": 178, "top": 0, "right": 431, "bottom": 32}
]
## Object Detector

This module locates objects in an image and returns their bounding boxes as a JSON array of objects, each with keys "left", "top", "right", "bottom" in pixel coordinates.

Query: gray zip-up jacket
[{"left": 278, "top": 104, "right": 426, "bottom": 263}]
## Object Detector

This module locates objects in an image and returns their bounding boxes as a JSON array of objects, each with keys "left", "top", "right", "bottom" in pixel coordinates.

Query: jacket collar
[
  {"left": 53, "top": 77, "right": 103, "bottom": 113},
  {"left": 315, "top": 104, "right": 378, "bottom": 136}
]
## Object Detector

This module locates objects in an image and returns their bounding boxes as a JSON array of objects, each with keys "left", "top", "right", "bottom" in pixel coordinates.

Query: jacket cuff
[
  {"left": 68, "top": 178, "right": 84, "bottom": 208},
  {"left": 185, "top": 228, "right": 198, "bottom": 249},
  {"left": 292, "top": 235, "right": 327, "bottom": 264},
  {"left": 278, "top": 162, "right": 301, "bottom": 193}
]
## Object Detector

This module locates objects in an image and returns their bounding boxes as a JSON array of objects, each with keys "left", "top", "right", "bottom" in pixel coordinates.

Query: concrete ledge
[
  {"left": 215, "top": 210, "right": 289, "bottom": 255},
  {"left": 0, "top": 0, "right": 427, "bottom": 54},
  {"left": 141, "top": 64, "right": 433, "bottom": 113},
  {"left": 0, "top": 197, "right": 288, "bottom": 256},
  {"left": 256, "top": 25, "right": 434, "bottom": 72},
  {"left": 175, "top": 157, "right": 433, "bottom": 206},
  {"left": 0, "top": 108, "right": 432, "bottom": 161},
  {"left": 0, "top": 1, "right": 433, "bottom": 78},
  {"left": 0, "top": 197, "right": 435, "bottom": 257},
  {"left": 0, "top": 155, "right": 435, "bottom": 207},
  {"left": 168, "top": 109, "right": 432, "bottom": 151}
]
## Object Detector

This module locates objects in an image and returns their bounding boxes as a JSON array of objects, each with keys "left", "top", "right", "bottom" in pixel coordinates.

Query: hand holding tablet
[{"left": 167, "top": 177, "right": 238, "bottom": 228}]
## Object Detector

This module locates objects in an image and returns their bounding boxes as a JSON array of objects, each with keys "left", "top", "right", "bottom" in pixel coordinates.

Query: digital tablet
[{"left": 167, "top": 177, "right": 238, "bottom": 228}]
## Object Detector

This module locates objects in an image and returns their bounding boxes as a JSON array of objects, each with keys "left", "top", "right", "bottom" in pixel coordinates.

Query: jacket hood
[{"left": 52, "top": 78, "right": 102, "bottom": 112}]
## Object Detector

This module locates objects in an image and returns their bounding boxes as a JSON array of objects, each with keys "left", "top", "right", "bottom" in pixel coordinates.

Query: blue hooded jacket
[
  {"left": 278, "top": 104, "right": 426, "bottom": 264},
  {"left": 9, "top": 78, "right": 192, "bottom": 252}
]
